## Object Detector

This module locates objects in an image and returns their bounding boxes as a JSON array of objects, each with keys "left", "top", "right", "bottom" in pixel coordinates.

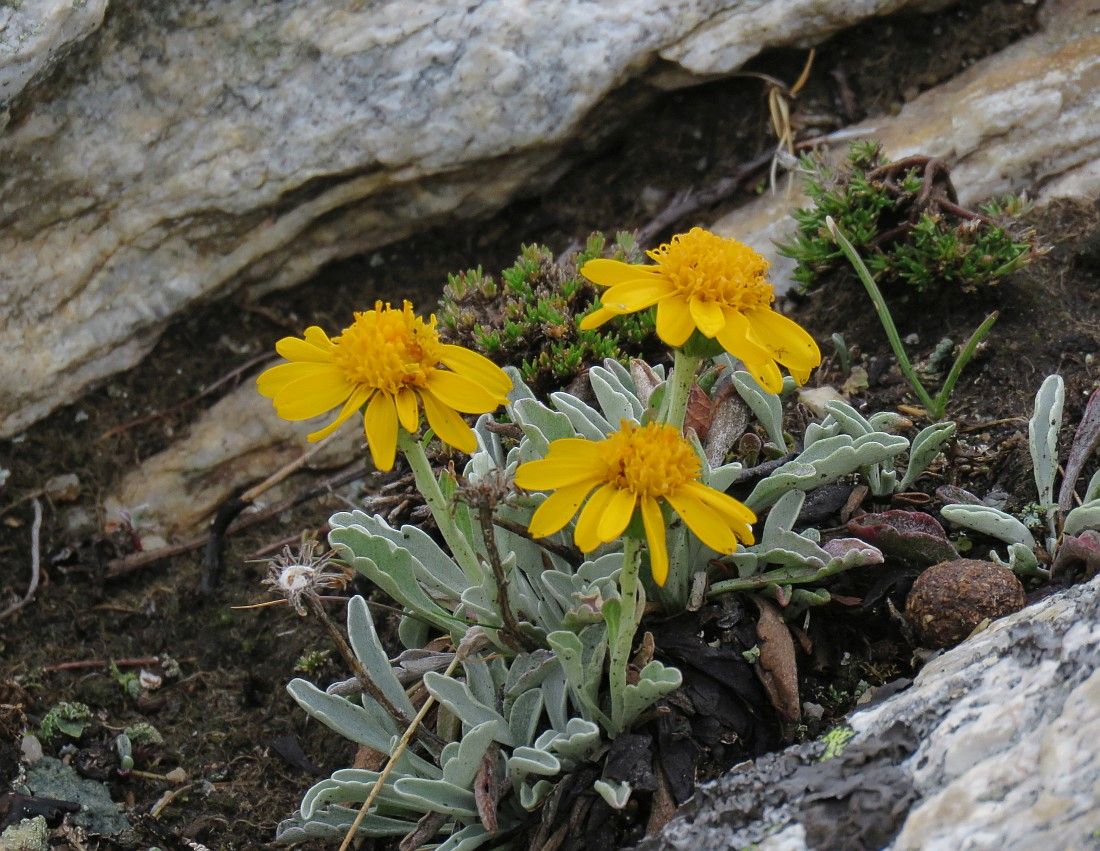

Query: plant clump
[
  {"left": 778, "top": 140, "right": 1040, "bottom": 294},
  {"left": 436, "top": 233, "right": 659, "bottom": 395}
]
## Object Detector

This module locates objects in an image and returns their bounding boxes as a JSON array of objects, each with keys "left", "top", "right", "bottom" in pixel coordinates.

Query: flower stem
[
  {"left": 609, "top": 534, "right": 643, "bottom": 734},
  {"left": 932, "top": 310, "right": 998, "bottom": 419},
  {"left": 662, "top": 350, "right": 702, "bottom": 429},
  {"left": 825, "top": 216, "right": 937, "bottom": 415},
  {"left": 397, "top": 431, "right": 483, "bottom": 584}
]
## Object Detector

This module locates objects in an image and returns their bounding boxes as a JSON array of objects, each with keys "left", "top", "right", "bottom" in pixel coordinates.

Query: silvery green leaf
[
  {"left": 732, "top": 370, "right": 785, "bottom": 448},
  {"left": 393, "top": 777, "right": 478, "bottom": 818},
  {"left": 346, "top": 597, "right": 415, "bottom": 718},
  {"left": 536, "top": 717, "right": 602, "bottom": 764},
  {"left": 441, "top": 721, "right": 498, "bottom": 788},
  {"left": 762, "top": 490, "right": 804, "bottom": 543},
  {"left": 619, "top": 660, "right": 682, "bottom": 729},
  {"left": 504, "top": 650, "right": 558, "bottom": 702},
  {"left": 276, "top": 808, "right": 414, "bottom": 841},
  {"left": 706, "top": 461, "right": 744, "bottom": 493},
  {"left": 1064, "top": 499, "right": 1100, "bottom": 536},
  {"left": 458, "top": 585, "right": 502, "bottom": 626},
  {"left": 514, "top": 398, "right": 575, "bottom": 449},
  {"left": 302, "top": 769, "right": 419, "bottom": 819},
  {"left": 462, "top": 658, "right": 498, "bottom": 711},
  {"left": 725, "top": 550, "right": 759, "bottom": 577},
  {"left": 508, "top": 746, "right": 560, "bottom": 781},
  {"left": 435, "top": 824, "right": 495, "bottom": 851},
  {"left": 594, "top": 779, "right": 632, "bottom": 810},
  {"left": 519, "top": 780, "right": 554, "bottom": 811},
  {"left": 746, "top": 433, "right": 909, "bottom": 511},
  {"left": 1029, "top": 374, "right": 1064, "bottom": 525},
  {"left": 547, "top": 626, "right": 608, "bottom": 724},
  {"left": 334, "top": 546, "right": 460, "bottom": 634},
  {"left": 505, "top": 366, "right": 536, "bottom": 403},
  {"left": 398, "top": 615, "right": 430, "bottom": 650},
  {"left": 590, "top": 366, "right": 643, "bottom": 422},
  {"left": 900, "top": 422, "right": 956, "bottom": 490},
  {"left": 753, "top": 532, "right": 830, "bottom": 569},
  {"left": 940, "top": 504, "right": 1037, "bottom": 547},
  {"left": 541, "top": 669, "right": 569, "bottom": 732},
  {"left": 991, "top": 542, "right": 1041, "bottom": 576},
  {"left": 551, "top": 391, "right": 614, "bottom": 438},
  {"left": 1086, "top": 469, "right": 1100, "bottom": 503},
  {"left": 423, "top": 672, "right": 513, "bottom": 745},
  {"left": 804, "top": 420, "right": 840, "bottom": 448},
  {"left": 507, "top": 688, "right": 544, "bottom": 747},
  {"left": 869, "top": 411, "right": 913, "bottom": 432},
  {"left": 603, "top": 357, "right": 637, "bottom": 393},
  {"left": 823, "top": 400, "right": 873, "bottom": 437},
  {"left": 287, "top": 679, "right": 399, "bottom": 757}
]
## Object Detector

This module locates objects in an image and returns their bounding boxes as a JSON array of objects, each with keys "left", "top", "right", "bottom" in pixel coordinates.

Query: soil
[{"left": 3, "top": 2, "right": 1089, "bottom": 849}]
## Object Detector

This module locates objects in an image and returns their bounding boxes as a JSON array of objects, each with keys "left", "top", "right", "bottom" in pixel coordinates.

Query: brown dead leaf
[
  {"left": 684, "top": 384, "right": 714, "bottom": 441},
  {"left": 631, "top": 631, "right": 655, "bottom": 670},
  {"left": 645, "top": 765, "right": 678, "bottom": 836},
  {"left": 753, "top": 597, "right": 801, "bottom": 724},
  {"left": 474, "top": 744, "right": 501, "bottom": 833},
  {"left": 352, "top": 744, "right": 387, "bottom": 771}
]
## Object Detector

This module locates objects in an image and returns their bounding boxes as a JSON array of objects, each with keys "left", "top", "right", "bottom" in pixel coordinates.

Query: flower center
[
  {"left": 647, "top": 227, "right": 775, "bottom": 311},
  {"left": 330, "top": 301, "right": 444, "bottom": 393},
  {"left": 603, "top": 421, "right": 701, "bottom": 498}
]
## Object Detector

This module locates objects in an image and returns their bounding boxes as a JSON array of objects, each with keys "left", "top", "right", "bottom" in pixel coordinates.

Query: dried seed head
[{"left": 262, "top": 538, "right": 348, "bottom": 615}]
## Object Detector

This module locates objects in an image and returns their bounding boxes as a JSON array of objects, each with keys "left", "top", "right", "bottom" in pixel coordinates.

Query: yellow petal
[
  {"left": 420, "top": 389, "right": 477, "bottom": 454},
  {"left": 655, "top": 295, "right": 695, "bottom": 347},
  {"left": 426, "top": 370, "right": 503, "bottom": 414},
  {"left": 715, "top": 311, "right": 784, "bottom": 394},
  {"left": 640, "top": 497, "right": 668, "bottom": 586},
  {"left": 364, "top": 391, "right": 399, "bottom": 472},
  {"left": 273, "top": 372, "right": 356, "bottom": 420},
  {"left": 303, "top": 326, "right": 335, "bottom": 351},
  {"left": 744, "top": 308, "right": 822, "bottom": 372},
  {"left": 439, "top": 344, "right": 512, "bottom": 397},
  {"left": 514, "top": 459, "right": 604, "bottom": 490},
  {"left": 307, "top": 386, "right": 370, "bottom": 442},
  {"left": 581, "top": 258, "right": 662, "bottom": 288},
  {"left": 275, "top": 336, "right": 334, "bottom": 364},
  {"left": 528, "top": 480, "right": 599, "bottom": 538},
  {"left": 395, "top": 387, "right": 419, "bottom": 433},
  {"left": 542, "top": 438, "right": 605, "bottom": 463},
  {"left": 683, "top": 482, "right": 757, "bottom": 535},
  {"left": 665, "top": 491, "right": 738, "bottom": 554},
  {"left": 257, "top": 361, "right": 338, "bottom": 399},
  {"left": 573, "top": 483, "right": 617, "bottom": 553},
  {"left": 688, "top": 297, "right": 726, "bottom": 338},
  {"left": 601, "top": 279, "right": 673, "bottom": 312},
  {"left": 578, "top": 305, "right": 619, "bottom": 331},
  {"left": 596, "top": 487, "right": 637, "bottom": 543}
]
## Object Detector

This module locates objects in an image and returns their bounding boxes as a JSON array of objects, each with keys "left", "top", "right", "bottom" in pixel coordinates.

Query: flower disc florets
[
  {"left": 647, "top": 228, "right": 774, "bottom": 312},
  {"left": 330, "top": 302, "right": 444, "bottom": 394},
  {"left": 603, "top": 422, "right": 701, "bottom": 498}
]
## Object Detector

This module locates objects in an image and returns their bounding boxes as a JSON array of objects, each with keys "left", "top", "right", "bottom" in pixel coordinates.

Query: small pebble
[
  {"left": 21, "top": 734, "right": 43, "bottom": 764},
  {"left": 45, "top": 472, "right": 80, "bottom": 503}
]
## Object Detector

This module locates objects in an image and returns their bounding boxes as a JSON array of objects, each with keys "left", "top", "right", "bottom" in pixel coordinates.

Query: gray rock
[
  {"left": 23, "top": 756, "right": 132, "bottom": 840},
  {"left": 0, "top": 816, "right": 49, "bottom": 851},
  {"left": 642, "top": 576, "right": 1100, "bottom": 851},
  {"left": 0, "top": 0, "right": 950, "bottom": 438}
]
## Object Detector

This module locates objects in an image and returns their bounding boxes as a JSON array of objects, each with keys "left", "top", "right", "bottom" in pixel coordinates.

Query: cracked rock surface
[
  {"left": 640, "top": 576, "right": 1100, "bottom": 851},
  {"left": 0, "top": 0, "right": 946, "bottom": 438}
]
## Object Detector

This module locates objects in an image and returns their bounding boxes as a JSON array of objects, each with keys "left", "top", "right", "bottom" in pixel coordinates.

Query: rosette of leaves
[
  {"left": 436, "top": 234, "right": 658, "bottom": 395},
  {"left": 940, "top": 375, "right": 1100, "bottom": 582},
  {"left": 777, "top": 140, "right": 1039, "bottom": 293}
]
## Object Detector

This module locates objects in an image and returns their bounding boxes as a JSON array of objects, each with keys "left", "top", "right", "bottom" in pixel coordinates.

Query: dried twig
[
  {"left": 42, "top": 655, "right": 193, "bottom": 673},
  {"left": 477, "top": 502, "right": 533, "bottom": 652},
  {"left": 0, "top": 498, "right": 43, "bottom": 623},
  {"left": 492, "top": 516, "right": 582, "bottom": 564}
]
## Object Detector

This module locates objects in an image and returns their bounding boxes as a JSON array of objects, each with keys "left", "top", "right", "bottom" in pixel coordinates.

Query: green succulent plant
[
  {"left": 777, "top": 140, "right": 1038, "bottom": 294},
  {"left": 436, "top": 234, "right": 659, "bottom": 395}
]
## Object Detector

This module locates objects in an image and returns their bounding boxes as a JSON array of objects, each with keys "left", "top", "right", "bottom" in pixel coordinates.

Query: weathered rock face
[
  {"left": 0, "top": 0, "right": 948, "bottom": 439},
  {"left": 714, "top": 0, "right": 1100, "bottom": 288},
  {"left": 642, "top": 575, "right": 1100, "bottom": 851},
  {"left": 0, "top": 1, "right": 107, "bottom": 118}
]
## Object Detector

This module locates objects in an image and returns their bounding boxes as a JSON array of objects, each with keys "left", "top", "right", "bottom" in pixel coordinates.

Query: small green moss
[
  {"left": 39, "top": 701, "right": 92, "bottom": 741},
  {"left": 777, "top": 141, "right": 1039, "bottom": 295},
  {"left": 437, "top": 233, "right": 659, "bottom": 395},
  {"left": 294, "top": 649, "right": 331, "bottom": 676},
  {"left": 818, "top": 724, "right": 856, "bottom": 761}
]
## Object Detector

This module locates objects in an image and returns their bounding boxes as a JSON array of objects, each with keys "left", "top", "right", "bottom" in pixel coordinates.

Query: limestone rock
[
  {"left": 0, "top": 1, "right": 107, "bottom": 114},
  {"left": 641, "top": 575, "right": 1100, "bottom": 851},
  {"left": 0, "top": 0, "right": 953, "bottom": 438},
  {"left": 713, "top": 0, "right": 1100, "bottom": 290}
]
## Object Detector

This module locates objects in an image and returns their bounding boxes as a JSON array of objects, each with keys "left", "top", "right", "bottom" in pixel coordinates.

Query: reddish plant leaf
[
  {"left": 1051, "top": 530, "right": 1100, "bottom": 583},
  {"left": 846, "top": 510, "right": 958, "bottom": 567},
  {"left": 1058, "top": 387, "right": 1100, "bottom": 512},
  {"left": 685, "top": 384, "right": 714, "bottom": 441}
]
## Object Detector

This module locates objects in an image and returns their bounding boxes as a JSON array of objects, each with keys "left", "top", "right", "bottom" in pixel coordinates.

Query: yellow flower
[
  {"left": 579, "top": 227, "right": 820, "bottom": 393},
  {"left": 513, "top": 421, "right": 755, "bottom": 586},
  {"left": 257, "top": 301, "right": 511, "bottom": 472}
]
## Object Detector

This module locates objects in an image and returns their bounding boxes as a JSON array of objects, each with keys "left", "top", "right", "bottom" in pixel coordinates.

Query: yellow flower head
[
  {"left": 579, "top": 227, "right": 821, "bottom": 392},
  {"left": 257, "top": 301, "right": 511, "bottom": 471},
  {"left": 513, "top": 421, "right": 756, "bottom": 586}
]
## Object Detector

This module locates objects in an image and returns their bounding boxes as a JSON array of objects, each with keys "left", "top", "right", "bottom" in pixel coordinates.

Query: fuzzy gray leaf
[
  {"left": 423, "top": 672, "right": 513, "bottom": 746},
  {"left": 940, "top": 504, "right": 1037, "bottom": 547},
  {"left": 732, "top": 369, "right": 786, "bottom": 448},
  {"left": 900, "top": 421, "right": 955, "bottom": 490}
]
